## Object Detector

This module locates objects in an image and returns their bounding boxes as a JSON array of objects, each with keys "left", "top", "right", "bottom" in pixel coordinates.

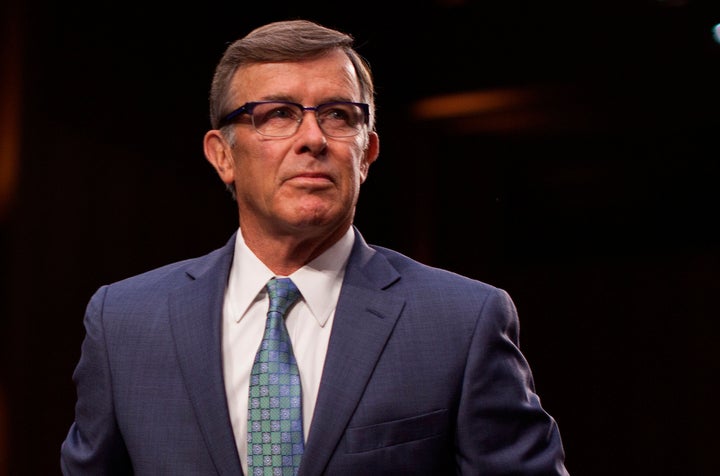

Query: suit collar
[
  {"left": 168, "top": 233, "right": 244, "bottom": 475},
  {"left": 300, "top": 228, "right": 405, "bottom": 476}
]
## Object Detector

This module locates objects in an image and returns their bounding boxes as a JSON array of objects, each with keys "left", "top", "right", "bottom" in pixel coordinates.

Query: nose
[
  {"left": 297, "top": 109, "right": 325, "bottom": 134},
  {"left": 295, "top": 110, "right": 327, "bottom": 153}
]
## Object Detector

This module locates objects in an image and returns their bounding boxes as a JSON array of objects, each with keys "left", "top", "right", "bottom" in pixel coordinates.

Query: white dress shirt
[{"left": 222, "top": 227, "right": 353, "bottom": 473}]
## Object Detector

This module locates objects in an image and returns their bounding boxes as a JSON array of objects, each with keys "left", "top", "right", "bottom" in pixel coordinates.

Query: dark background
[{"left": 2, "top": 0, "right": 720, "bottom": 475}]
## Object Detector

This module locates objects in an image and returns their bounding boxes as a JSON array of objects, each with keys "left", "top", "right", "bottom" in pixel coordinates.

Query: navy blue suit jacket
[{"left": 61, "top": 228, "right": 569, "bottom": 475}]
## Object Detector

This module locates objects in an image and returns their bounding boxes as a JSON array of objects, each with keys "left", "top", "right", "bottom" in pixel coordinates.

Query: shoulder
[
  {"left": 368, "top": 244, "right": 509, "bottom": 304},
  {"left": 362, "top": 243, "right": 520, "bottom": 344},
  {"left": 94, "top": 234, "right": 235, "bottom": 302}
]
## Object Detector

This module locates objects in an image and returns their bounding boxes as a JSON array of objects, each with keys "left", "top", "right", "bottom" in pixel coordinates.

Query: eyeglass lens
[{"left": 252, "top": 102, "right": 366, "bottom": 138}]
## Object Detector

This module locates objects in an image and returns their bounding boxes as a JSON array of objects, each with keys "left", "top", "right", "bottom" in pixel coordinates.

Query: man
[{"left": 61, "top": 19, "right": 569, "bottom": 475}]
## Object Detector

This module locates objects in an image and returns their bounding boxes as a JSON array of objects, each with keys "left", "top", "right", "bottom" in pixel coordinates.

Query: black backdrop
[{"left": 2, "top": 1, "right": 720, "bottom": 475}]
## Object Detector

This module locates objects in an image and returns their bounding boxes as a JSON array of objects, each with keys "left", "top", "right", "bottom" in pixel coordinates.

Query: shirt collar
[{"left": 230, "top": 227, "right": 354, "bottom": 327}]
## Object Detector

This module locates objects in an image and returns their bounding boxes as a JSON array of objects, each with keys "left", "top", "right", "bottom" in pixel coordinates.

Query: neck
[{"left": 241, "top": 223, "right": 350, "bottom": 276}]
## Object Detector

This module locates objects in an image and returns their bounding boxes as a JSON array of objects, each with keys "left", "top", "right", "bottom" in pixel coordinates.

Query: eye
[
  {"left": 325, "top": 107, "right": 349, "bottom": 120},
  {"left": 262, "top": 104, "right": 299, "bottom": 121},
  {"left": 319, "top": 104, "right": 358, "bottom": 125}
]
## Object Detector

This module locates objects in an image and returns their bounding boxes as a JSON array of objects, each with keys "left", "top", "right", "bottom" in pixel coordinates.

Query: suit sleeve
[
  {"left": 60, "top": 286, "right": 133, "bottom": 475},
  {"left": 455, "top": 287, "right": 570, "bottom": 475}
]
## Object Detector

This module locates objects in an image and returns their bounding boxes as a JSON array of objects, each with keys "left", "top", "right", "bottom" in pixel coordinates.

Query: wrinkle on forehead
[{"left": 231, "top": 50, "right": 362, "bottom": 105}]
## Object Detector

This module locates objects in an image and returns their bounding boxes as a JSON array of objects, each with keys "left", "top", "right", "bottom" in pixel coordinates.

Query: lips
[{"left": 287, "top": 172, "right": 335, "bottom": 186}]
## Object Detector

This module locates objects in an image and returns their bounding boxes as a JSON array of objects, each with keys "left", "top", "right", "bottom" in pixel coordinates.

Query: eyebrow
[{"left": 255, "top": 95, "right": 357, "bottom": 105}]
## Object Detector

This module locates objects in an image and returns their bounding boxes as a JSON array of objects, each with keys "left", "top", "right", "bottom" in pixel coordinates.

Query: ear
[
  {"left": 359, "top": 131, "right": 380, "bottom": 183},
  {"left": 204, "top": 129, "right": 236, "bottom": 185}
]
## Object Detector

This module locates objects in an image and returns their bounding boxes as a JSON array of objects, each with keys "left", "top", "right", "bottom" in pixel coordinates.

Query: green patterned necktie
[{"left": 248, "top": 277, "right": 304, "bottom": 476}]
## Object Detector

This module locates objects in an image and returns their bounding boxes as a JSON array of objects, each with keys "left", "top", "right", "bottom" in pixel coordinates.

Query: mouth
[{"left": 286, "top": 173, "right": 335, "bottom": 187}]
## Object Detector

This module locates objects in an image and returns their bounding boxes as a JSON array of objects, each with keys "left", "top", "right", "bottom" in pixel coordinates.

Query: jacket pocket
[{"left": 345, "top": 408, "right": 449, "bottom": 453}]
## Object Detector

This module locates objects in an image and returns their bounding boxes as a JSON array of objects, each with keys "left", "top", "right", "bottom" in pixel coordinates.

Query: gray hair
[{"left": 208, "top": 19, "right": 376, "bottom": 132}]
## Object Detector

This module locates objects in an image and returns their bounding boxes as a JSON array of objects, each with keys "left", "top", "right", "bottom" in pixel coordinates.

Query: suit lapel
[
  {"left": 164, "top": 230, "right": 402, "bottom": 476},
  {"left": 168, "top": 235, "right": 245, "bottom": 475},
  {"left": 300, "top": 231, "right": 405, "bottom": 476}
]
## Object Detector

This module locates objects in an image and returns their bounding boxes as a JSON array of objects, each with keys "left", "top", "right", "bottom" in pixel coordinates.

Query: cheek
[
  {"left": 353, "top": 145, "right": 371, "bottom": 182},
  {"left": 230, "top": 147, "right": 262, "bottom": 191},
  {"left": 233, "top": 141, "right": 277, "bottom": 177}
]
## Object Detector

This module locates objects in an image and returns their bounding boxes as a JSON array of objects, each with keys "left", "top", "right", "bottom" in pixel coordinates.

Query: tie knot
[{"left": 266, "top": 277, "right": 301, "bottom": 317}]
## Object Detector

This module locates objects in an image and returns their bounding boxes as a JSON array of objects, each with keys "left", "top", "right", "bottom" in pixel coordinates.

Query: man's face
[{"left": 216, "top": 49, "right": 379, "bottom": 242}]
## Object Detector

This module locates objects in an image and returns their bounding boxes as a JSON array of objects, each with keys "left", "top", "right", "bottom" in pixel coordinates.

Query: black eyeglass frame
[{"left": 217, "top": 100, "right": 371, "bottom": 136}]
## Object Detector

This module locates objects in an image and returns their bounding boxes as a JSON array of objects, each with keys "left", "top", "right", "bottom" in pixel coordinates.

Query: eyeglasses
[{"left": 218, "top": 101, "right": 370, "bottom": 138}]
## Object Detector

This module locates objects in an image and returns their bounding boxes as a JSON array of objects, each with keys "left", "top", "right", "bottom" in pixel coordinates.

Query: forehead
[{"left": 231, "top": 49, "right": 361, "bottom": 102}]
